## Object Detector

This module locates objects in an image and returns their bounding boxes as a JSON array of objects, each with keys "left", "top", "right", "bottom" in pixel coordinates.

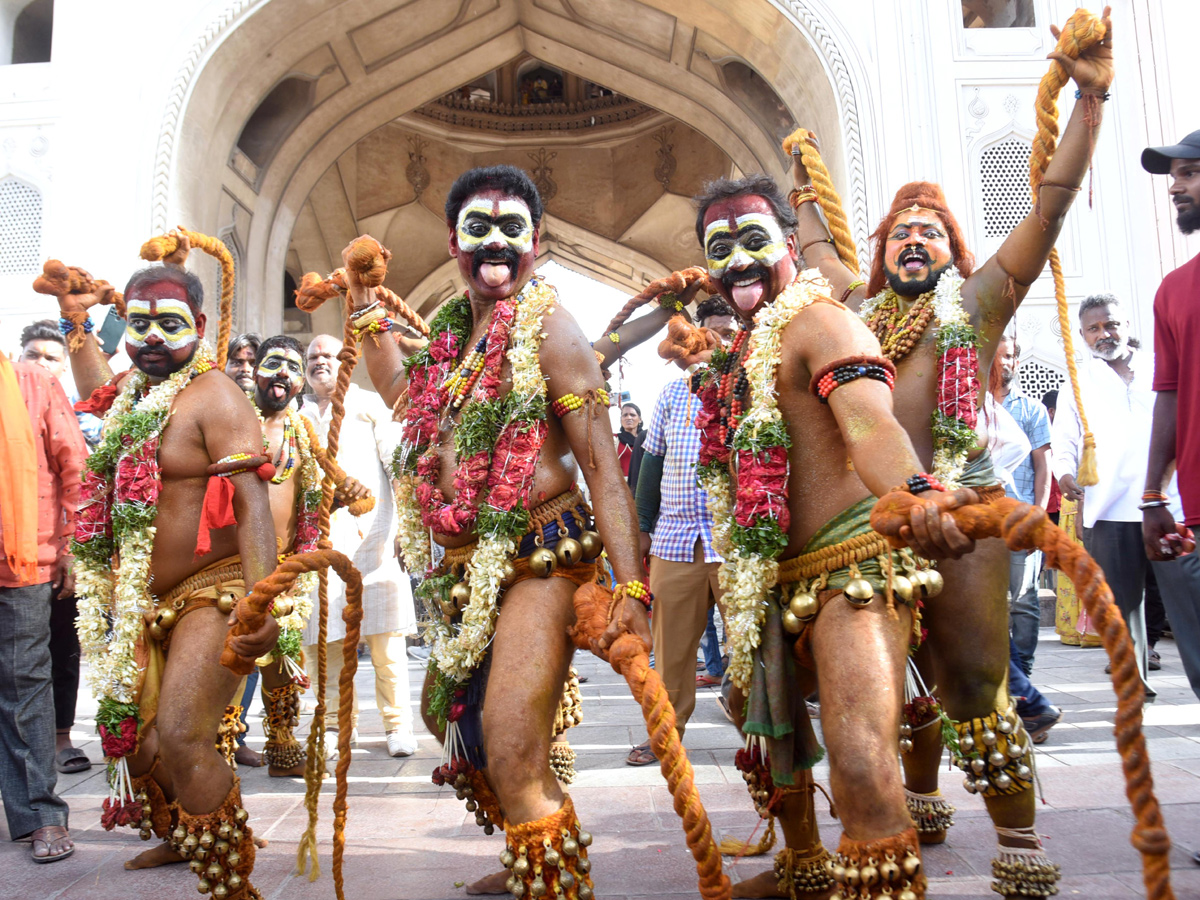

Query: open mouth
[
  {"left": 724, "top": 265, "right": 769, "bottom": 312},
  {"left": 472, "top": 247, "right": 520, "bottom": 289},
  {"left": 899, "top": 247, "right": 930, "bottom": 273},
  {"left": 268, "top": 381, "right": 288, "bottom": 401}
]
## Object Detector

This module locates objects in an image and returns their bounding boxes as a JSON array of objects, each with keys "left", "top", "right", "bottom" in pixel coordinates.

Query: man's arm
[
  {"left": 1031, "top": 444, "right": 1052, "bottom": 509},
  {"left": 42, "top": 373, "right": 87, "bottom": 597},
  {"left": 56, "top": 294, "right": 116, "bottom": 399},
  {"left": 1051, "top": 387, "right": 1084, "bottom": 500},
  {"left": 971, "top": 10, "right": 1113, "bottom": 340},
  {"left": 340, "top": 242, "right": 414, "bottom": 410},
  {"left": 1143, "top": 390, "right": 1180, "bottom": 560}
]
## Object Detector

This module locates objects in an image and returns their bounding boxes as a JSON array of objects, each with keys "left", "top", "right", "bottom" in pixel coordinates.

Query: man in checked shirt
[{"left": 627, "top": 296, "right": 739, "bottom": 766}]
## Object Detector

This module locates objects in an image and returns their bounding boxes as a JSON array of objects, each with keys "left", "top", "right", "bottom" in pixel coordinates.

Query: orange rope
[
  {"left": 1029, "top": 9, "right": 1106, "bottom": 487},
  {"left": 871, "top": 491, "right": 1173, "bottom": 900},
  {"left": 298, "top": 415, "right": 376, "bottom": 518},
  {"left": 601, "top": 266, "right": 712, "bottom": 336},
  {"left": 570, "top": 583, "right": 731, "bottom": 900},
  {"left": 140, "top": 229, "right": 236, "bottom": 370},
  {"left": 31, "top": 261, "right": 125, "bottom": 350},
  {"left": 781, "top": 128, "right": 860, "bottom": 276}
]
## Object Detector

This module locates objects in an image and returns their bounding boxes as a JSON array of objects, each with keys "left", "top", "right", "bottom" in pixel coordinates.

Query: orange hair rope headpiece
[
  {"left": 871, "top": 490, "right": 1172, "bottom": 900},
  {"left": 219, "top": 547, "right": 365, "bottom": 900},
  {"left": 31, "top": 261, "right": 125, "bottom": 351},
  {"left": 780, "top": 128, "right": 860, "bottom": 276},
  {"left": 140, "top": 228, "right": 236, "bottom": 370},
  {"left": 601, "top": 266, "right": 711, "bottom": 336},
  {"left": 1030, "top": 8, "right": 1107, "bottom": 487},
  {"left": 571, "top": 583, "right": 731, "bottom": 900}
]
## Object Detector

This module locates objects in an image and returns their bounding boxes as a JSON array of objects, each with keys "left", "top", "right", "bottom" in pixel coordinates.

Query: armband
[
  {"left": 810, "top": 355, "right": 896, "bottom": 403},
  {"left": 550, "top": 389, "right": 610, "bottom": 418}
]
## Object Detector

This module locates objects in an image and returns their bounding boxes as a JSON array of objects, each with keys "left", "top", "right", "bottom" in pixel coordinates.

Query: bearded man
[
  {"left": 57, "top": 264, "right": 278, "bottom": 899},
  {"left": 678, "top": 174, "right": 973, "bottom": 900},
  {"left": 352, "top": 164, "right": 652, "bottom": 899},
  {"left": 778, "top": 12, "right": 1112, "bottom": 897}
]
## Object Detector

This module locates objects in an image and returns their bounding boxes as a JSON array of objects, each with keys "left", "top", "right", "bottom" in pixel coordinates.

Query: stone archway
[{"left": 156, "top": 0, "right": 870, "bottom": 335}]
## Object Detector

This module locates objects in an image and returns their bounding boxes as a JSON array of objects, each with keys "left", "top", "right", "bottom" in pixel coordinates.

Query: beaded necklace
[
  {"left": 863, "top": 288, "right": 936, "bottom": 362},
  {"left": 695, "top": 330, "right": 750, "bottom": 448},
  {"left": 445, "top": 335, "right": 488, "bottom": 410}
]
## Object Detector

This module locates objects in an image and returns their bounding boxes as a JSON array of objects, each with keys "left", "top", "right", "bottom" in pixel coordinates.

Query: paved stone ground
[{"left": 5, "top": 625, "right": 1200, "bottom": 899}]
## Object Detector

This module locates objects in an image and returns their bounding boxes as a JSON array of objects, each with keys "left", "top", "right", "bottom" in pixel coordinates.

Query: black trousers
[{"left": 48, "top": 593, "right": 80, "bottom": 731}]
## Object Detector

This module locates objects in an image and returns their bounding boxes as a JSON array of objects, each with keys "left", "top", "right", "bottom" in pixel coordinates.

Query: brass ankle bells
[{"left": 952, "top": 706, "right": 1033, "bottom": 797}]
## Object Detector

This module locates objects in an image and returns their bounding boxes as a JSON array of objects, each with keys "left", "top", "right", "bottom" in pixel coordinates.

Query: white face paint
[
  {"left": 125, "top": 298, "right": 199, "bottom": 350},
  {"left": 455, "top": 199, "right": 534, "bottom": 255},
  {"left": 255, "top": 348, "right": 305, "bottom": 386},
  {"left": 704, "top": 213, "right": 788, "bottom": 277}
]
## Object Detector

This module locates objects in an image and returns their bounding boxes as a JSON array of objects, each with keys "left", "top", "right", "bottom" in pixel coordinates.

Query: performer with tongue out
[{"left": 351, "top": 165, "right": 652, "bottom": 900}]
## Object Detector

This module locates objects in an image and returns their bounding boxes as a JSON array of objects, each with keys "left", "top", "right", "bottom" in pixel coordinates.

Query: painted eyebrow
[{"left": 890, "top": 221, "right": 944, "bottom": 233}]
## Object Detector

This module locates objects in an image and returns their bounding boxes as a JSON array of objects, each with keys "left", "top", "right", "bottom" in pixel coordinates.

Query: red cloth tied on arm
[{"left": 196, "top": 476, "right": 238, "bottom": 557}]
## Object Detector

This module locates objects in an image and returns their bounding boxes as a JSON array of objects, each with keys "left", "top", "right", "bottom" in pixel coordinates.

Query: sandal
[
  {"left": 625, "top": 741, "right": 657, "bottom": 766},
  {"left": 54, "top": 747, "right": 91, "bottom": 774},
  {"left": 30, "top": 825, "right": 74, "bottom": 863}
]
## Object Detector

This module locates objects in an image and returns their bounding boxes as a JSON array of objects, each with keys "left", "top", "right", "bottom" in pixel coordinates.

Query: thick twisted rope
[
  {"left": 571, "top": 583, "right": 731, "bottom": 900},
  {"left": 31, "top": 260, "right": 125, "bottom": 350},
  {"left": 781, "top": 128, "right": 860, "bottom": 276},
  {"left": 601, "top": 266, "right": 711, "bottom": 336},
  {"left": 140, "top": 229, "right": 237, "bottom": 370},
  {"left": 298, "top": 415, "right": 375, "bottom": 518},
  {"left": 871, "top": 492, "right": 1173, "bottom": 900},
  {"left": 1030, "top": 9, "right": 1106, "bottom": 487}
]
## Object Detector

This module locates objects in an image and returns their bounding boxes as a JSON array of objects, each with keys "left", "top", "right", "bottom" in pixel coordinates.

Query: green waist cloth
[
  {"left": 958, "top": 448, "right": 999, "bottom": 489},
  {"left": 800, "top": 495, "right": 891, "bottom": 594}
]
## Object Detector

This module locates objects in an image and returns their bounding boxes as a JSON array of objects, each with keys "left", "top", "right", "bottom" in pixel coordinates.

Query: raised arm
[
  {"left": 972, "top": 7, "right": 1113, "bottom": 338},
  {"left": 41, "top": 273, "right": 117, "bottom": 399},
  {"left": 593, "top": 305, "right": 674, "bottom": 371}
]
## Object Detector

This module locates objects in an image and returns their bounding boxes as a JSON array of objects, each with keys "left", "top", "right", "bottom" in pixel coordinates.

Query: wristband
[
  {"left": 904, "top": 472, "right": 946, "bottom": 495},
  {"left": 1075, "top": 89, "right": 1110, "bottom": 101},
  {"left": 615, "top": 579, "right": 652, "bottom": 611},
  {"left": 59, "top": 315, "right": 93, "bottom": 336},
  {"left": 1138, "top": 500, "right": 1170, "bottom": 511},
  {"left": 657, "top": 292, "right": 684, "bottom": 313}
]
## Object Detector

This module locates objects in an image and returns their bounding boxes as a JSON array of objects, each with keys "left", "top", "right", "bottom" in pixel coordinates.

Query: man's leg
[
  {"left": 305, "top": 638, "right": 358, "bottom": 733},
  {"left": 234, "top": 668, "right": 263, "bottom": 767},
  {"left": 1085, "top": 521, "right": 1151, "bottom": 689},
  {"left": 364, "top": 631, "right": 416, "bottom": 756},
  {"left": 1149, "top": 551, "right": 1200, "bottom": 702},
  {"left": 482, "top": 577, "right": 593, "bottom": 898},
  {"left": 700, "top": 607, "right": 724, "bottom": 678},
  {"left": 260, "top": 658, "right": 307, "bottom": 776},
  {"left": 0, "top": 583, "right": 72, "bottom": 859},
  {"left": 1144, "top": 566, "right": 1166, "bottom": 659},
  {"left": 1008, "top": 549, "right": 1043, "bottom": 676},
  {"left": 48, "top": 591, "right": 84, "bottom": 766}
]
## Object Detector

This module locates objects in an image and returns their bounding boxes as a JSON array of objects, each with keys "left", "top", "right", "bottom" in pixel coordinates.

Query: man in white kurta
[{"left": 301, "top": 334, "right": 418, "bottom": 757}]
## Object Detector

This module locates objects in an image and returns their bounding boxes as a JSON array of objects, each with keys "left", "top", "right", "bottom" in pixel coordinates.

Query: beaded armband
[
  {"left": 352, "top": 318, "right": 391, "bottom": 341},
  {"left": 657, "top": 292, "right": 684, "bottom": 313},
  {"left": 614, "top": 579, "right": 652, "bottom": 611},
  {"left": 59, "top": 315, "right": 94, "bottom": 336},
  {"left": 788, "top": 184, "right": 817, "bottom": 207},
  {"left": 208, "top": 453, "right": 275, "bottom": 480},
  {"left": 550, "top": 389, "right": 610, "bottom": 418},
  {"left": 607, "top": 331, "right": 621, "bottom": 345},
  {"left": 809, "top": 355, "right": 896, "bottom": 403},
  {"left": 904, "top": 472, "right": 946, "bottom": 495}
]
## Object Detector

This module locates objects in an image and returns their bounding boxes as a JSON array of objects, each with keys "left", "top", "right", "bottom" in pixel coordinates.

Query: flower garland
[
  {"left": 392, "top": 278, "right": 558, "bottom": 686},
  {"left": 860, "top": 271, "right": 978, "bottom": 487},
  {"left": 694, "top": 270, "right": 826, "bottom": 690},
  {"left": 72, "top": 343, "right": 215, "bottom": 801}
]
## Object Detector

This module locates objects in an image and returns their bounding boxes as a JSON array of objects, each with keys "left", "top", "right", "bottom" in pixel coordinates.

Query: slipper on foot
[
  {"left": 626, "top": 741, "right": 657, "bottom": 766},
  {"left": 30, "top": 826, "right": 74, "bottom": 863},
  {"left": 54, "top": 747, "right": 91, "bottom": 774}
]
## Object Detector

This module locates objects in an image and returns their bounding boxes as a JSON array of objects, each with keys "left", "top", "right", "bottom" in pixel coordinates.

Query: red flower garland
[
  {"left": 734, "top": 447, "right": 791, "bottom": 532},
  {"left": 937, "top": 346, "right": 980, "bottom": 429}
]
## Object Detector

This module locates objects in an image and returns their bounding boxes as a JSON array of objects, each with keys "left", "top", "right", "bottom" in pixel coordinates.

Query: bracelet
[
  {"left": 810, "top": 355, "right": 896, "bottom": 402},
  {"left": 800, "top": 237, "right": 833, "bottom": 256},
  {"left": 788, "top": 186, "right": 818, "bottom": 208},
  {"left": 1138, "top": 500, "right": 1170, "bottom": 511},
  {"left": 1142, "top": 490, "right": 1168, "bottom": 502},
  {"left": 657, "top": 292, "right": 684, "bottom": 313},
  {"left": 615, "top": 579, "right": 652, "bottom": 611},
  {"left": 349, "top": 299, "right": 383, "bottom": 322},
  {"left": 1075, "top": 89, "right": 1110, "bottom": 101},
  {"left": 352, "top": 318, "right": 391, "bottom": 341},
  {"left": 607, "top": 331, "right": 620, "bottom": 345},
  {"left": 905, "top": 472, "right": 947, "bottom": 495},
  {"left": 350, "top": 304, "right": 388, "bottom": 329},
  {"left": 59, "top": 315, "right": 93, "bottom": 336},
  {"left": 839, "top": 280, "right": 866, "bottom": 305}
]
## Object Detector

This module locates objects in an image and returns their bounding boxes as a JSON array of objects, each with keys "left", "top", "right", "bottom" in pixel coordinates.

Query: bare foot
[
  {"left": 125, "top": 842, "right": 185, "bottom": 870},
  {"left": 731, "top": 870, "right": 834, "bottom": 899},
  {"left": 235, "top": 746, "right": 264, "bottom": 767},
  {"left": 269, "top": 760, "right": 310, "bottom": 778},
  {"left": 254, "top": 836, "right": 269, "bottom": 849},
  {"left": 30, "top": 825, "right": 74, "bottom": 863},
  {"left": 465, "top": 870, "right": 511, "bottom": 894}
]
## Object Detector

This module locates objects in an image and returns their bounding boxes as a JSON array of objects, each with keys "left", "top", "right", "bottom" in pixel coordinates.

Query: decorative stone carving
[
  {"left": 652, "top": 125, "right": 676, "bottom": 189},
  {"left": 528, "top": 148, "right": 558, "bottom": 203},
  {"left": 406, "top": 134, "right": 430, "bottom": 198},
  {"left": 965, "top": 88, "right": 989, "bottom": 140},
  {"left": 415, "top": 93, "right": 653, "bottom": 134}
]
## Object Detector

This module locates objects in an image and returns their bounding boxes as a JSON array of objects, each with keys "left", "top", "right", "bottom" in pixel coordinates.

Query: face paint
[
  {"left": 455, "top": 199, "right": 534, "bottom": 255},
  {"left": 255, "top": 347, "right": 305, "bottom": 412},
  {"left": 125, "top": 298, "right": 199, "bottom": 350},
  {"left": 704, "top": 213, "right": 788, "bottom": 276},
  {"left": 882, "top": 214, "right": 954, "bottom": 297}
]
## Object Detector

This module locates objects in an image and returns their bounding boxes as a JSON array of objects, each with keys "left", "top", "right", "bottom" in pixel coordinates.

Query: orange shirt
[{"left": 0, "top": 362, "right": 86, "bottom": 587}]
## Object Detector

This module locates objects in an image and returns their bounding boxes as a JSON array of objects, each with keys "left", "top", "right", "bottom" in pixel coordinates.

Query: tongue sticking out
[
  {"left": 904, "top": 259, "right": 925, "bottom": 273},
  {"left": 480, "top": 263, "right": 510, "bottom": 288},
  {"left": 732, "top": 279, "right": 765, "bottom": 312}
]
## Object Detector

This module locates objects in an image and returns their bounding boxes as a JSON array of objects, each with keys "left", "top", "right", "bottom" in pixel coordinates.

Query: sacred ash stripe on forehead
[
  {"left": 704, "top": 212, "right": 786, "bottom": 246},
  {"left": 125, "top": 297, "right": 195, "bottom": 318}
]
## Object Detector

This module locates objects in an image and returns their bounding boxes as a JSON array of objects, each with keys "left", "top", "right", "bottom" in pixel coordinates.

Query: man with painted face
[
  {"left": 679, "top": 174, "right": 975, "bottom": 900},
  {"left": 351, "top": 164, "right": 651, "bottom": 899},
  {"left": 54, "top": 264, "right": 278, "bottom": 898},
  {"left": 774, "top": 12, "right": 1112, "bottom": 897}
]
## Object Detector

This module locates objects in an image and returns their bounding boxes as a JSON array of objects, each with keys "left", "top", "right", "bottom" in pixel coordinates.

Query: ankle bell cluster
[
  {"left": 904, "top": 790, "right": 955, "bottom": 839},
  {"left": 991, "top": 846, "right": 1061, "bottom": 898},
  {"left": 828, "top": 827, "right": 924, "bottom": 900},
  {"left": 952, "top": 706, "right": 1033, "bottom": 797},
  {"left": 168, "top": 786, "right": 257, "bottom": 899},
  {"left": 501, "top": 800, "right": 594, "bottom": 900},
  {"left": 774, "top": 846, "right": 834, "bottom": 898},
  {"left": 262, "top": 684, "right": 304, "bottom": 770}
]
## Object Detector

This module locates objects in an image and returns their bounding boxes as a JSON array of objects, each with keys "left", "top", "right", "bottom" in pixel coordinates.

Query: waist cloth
[{"left": 137, "top": 556, "right": 246, "bottom": 738}]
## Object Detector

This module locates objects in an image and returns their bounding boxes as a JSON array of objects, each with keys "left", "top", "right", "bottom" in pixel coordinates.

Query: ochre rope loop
[{"left": 601, "top": 266, "right": 712, "bottom": 336}]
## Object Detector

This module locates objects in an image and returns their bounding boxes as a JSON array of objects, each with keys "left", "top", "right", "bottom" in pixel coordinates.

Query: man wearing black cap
[{"left": 1140, "top": 132, "right": 1200, "bottom": 708}]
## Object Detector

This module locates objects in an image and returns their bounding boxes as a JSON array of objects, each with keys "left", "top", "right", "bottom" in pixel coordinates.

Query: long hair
[{"left": 866, "top": 181, "right": 975, "bottom": 296}]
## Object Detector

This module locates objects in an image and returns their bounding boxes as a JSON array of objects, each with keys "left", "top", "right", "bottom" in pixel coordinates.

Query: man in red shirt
[
  {"left": 1141, "top": 130, "right": 1200, "bottom": 705},
  {"left": 0, "top": 348, "right": 86, "bottom": 862}
]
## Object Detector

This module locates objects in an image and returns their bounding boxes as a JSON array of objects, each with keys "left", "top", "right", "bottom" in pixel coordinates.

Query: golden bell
[
  {"left": 450, "top": 581, "right": 472, "bottom": 612},
  {"left": 789, "top": 591, "right": 819, "bottom": 621},
  {"left": 923, "top": 569, "right": 944, "bottom": 596},
  {"left": 556, "top": 537, "right": 584, "bottom": 568},
  {"left": 197, "top": 879, "right": 211, "bottom": 895},
  {"left": 891, "top": 574, "right": 913, "bottom": 602},
  {"left": 439, "top": 596, "right": 457, "bottom": 618},
  {"left": 148, "top": 622, "right": 166, "bottom": 642},
  {"left": 579, "top": 530, "right": 603, "bottom": 559},
  {"left": 273, "top": 598, "right": 294, "bottom": 618},
  {"left": 226, "top": 874, "right": 243, "bottom": 891},
  {"left": 530, "top": 547, "right": 558, "bottom": 578},
  {"left": 217, "top": 594, "right": 236, "bottom": 615},
  {"left": 213, "top": 884, "right": 229, "bottom": 900},
  {"left": 781, "top": 609, "right": 804, "bottom": 634},
  {"left": 157, "top": 607, "right": 178, "bottom": 630},
  {"left": 844, "top": 577, "right": 874, "bottom": 605},
  {"left": 501, "top": 562, "right": 517, "bottom": 585}
]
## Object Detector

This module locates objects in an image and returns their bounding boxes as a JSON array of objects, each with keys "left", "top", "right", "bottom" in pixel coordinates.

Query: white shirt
[
  {"left": 980, "top": 393, "right": 1031, "bottom": 497},
  {"left": 1051, "top": 348, "right": 1182, "bottom": 528},
  {"left": 299, "top": 384, "right": 416, "bottom": 642}
]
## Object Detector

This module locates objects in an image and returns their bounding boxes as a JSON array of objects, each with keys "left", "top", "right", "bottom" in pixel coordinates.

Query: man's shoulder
[{"left": 1160, "top": 253, "right": 1200, "bottom": 297}]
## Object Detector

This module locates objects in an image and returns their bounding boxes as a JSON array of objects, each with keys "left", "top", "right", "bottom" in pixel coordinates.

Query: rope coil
[
  {"left": 871, "top": 491, "right": 1173, "bottom": 900},
  {"left": 600, "top": 266, "right": 711, "bottom": 336},
  {"left": 31, "top": 261, "right": 125, "bottom": 350},
  {"left": 1029, "top": 8, "right": 1107, "bottom": 487},
  {"left": 781, "top": 128, "right": 860, "bottom": 276}
]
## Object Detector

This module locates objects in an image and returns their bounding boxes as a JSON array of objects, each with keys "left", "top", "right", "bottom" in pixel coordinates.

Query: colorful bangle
[
  {"left": 616, "top": 579, "right": 652, "bottom": 611},
  {"left": 905, "top": 472, "right": 946, "bottom": 495},
  {"left": 1138, "top": 500, "right": 1170, "bottom": 511},
  {"left": 810, "top": 355, "right": 896, "bottom": 402},
  {"left": 607, "top": 331, "right": 621, "bottom": 344},
  {"left": 59, "top": 315, "right": 93, "bottom": 336},
  {"left": 1142, "top": 490, "right": 1168, "bottom": 502},
  {"left": 657, "top": 292, "right": 684, "bottom": 313},
  {"left": 550, "top": 388, "right": 611, "bottom": 418},
  {"left": 788, "top": 185, "right": 817, "bottom": 208}
]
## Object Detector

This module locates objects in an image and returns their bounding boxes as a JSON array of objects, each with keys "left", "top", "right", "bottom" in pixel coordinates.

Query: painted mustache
[
  {"left": 722, "top": 263, "right": 770, "bottom": 292},
  {"left": 899, "top": 246, "right": 931, "bottom": 267},
  {"left": 471, "top": 245, "right": 520, "bottom": 279}
]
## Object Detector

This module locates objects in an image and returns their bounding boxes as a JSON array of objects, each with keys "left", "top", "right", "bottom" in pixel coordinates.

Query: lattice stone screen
[
  {"left": 0, "top": 177, "right": 42, "bottom": 274},
  {"left": 1018, "top": 360, "right": 1065, "bottom": 403},
  {"left": 981, "top": 139, "right": 1033, "bottom": 238}
]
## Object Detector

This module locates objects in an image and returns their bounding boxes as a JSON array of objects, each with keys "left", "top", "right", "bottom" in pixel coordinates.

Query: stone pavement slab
[{"left": 3, "top": 627, "right": 1199, "bottom": 898}]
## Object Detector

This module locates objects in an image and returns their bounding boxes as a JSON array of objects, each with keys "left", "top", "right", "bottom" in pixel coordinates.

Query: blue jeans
[
  {"left": 1009, "top": 638, "right": 1052, "bottom": 718},
  {"left": 1009, "top": 548, "right": 1044, "bottom": 676},
  {"left": 700, "top": 606, "right": 724, "bottom": 677},
  {"left": 235, "top": 668, "right": 260, "bottom": 747}
]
